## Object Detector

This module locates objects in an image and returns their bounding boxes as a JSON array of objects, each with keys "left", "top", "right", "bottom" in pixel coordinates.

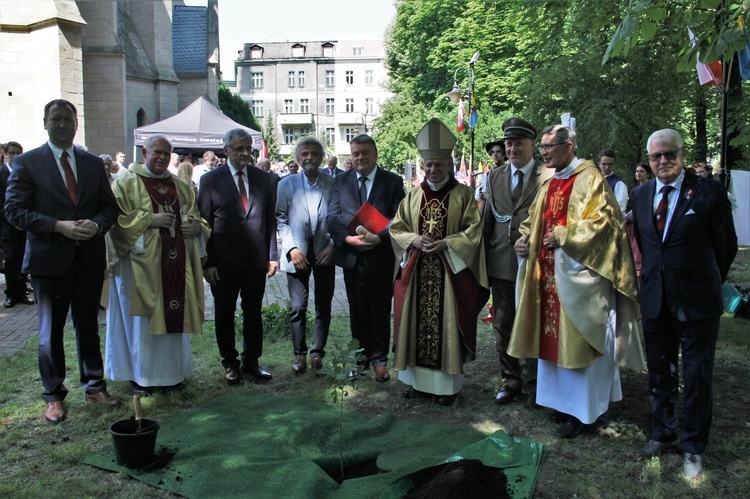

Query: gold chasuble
[
  {"left": 509, "top": 161, "right": 644, "bottom": 371},
  {"left": 140, "top": 176, "right": 186, "bottom": 333},
  {"left": 391, "top": 177, "right": 489, "bottom": 375},
  {"left": 107, "top": 164, "right": 209, "bottom": 336}
]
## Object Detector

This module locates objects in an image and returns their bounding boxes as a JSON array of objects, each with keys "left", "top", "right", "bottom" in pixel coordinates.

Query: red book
[{"left": 347, "top": 202, "right": 390, "bottom": 234}]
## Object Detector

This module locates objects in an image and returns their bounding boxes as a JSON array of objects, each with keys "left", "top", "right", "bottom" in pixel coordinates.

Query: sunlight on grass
[{"left": 640, "top": 457, "right": 662, "bottom": 482}]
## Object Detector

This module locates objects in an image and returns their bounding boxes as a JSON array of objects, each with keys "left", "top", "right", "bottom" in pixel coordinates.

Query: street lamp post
[
  {"left": 449, "top": 51, "right": 480, "bottom": 179},
  {"left": 354, "top": 113, "right": 369, "bottom": 135}
]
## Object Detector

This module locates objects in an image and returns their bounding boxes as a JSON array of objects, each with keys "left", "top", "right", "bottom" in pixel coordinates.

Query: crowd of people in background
[{"left": 0, "top": 98, "right": 739, "bottom": 482}]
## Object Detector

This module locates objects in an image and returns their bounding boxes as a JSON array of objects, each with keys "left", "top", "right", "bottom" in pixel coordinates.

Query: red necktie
[
  {"left": 653, "top": 185, "right": 674, "bottom": 239},
  {"left": 237, "top": 170, "right": 249, "bottom": 211},
  {"left": 60, "top": 150, "right": 78, "bottom": 204}
]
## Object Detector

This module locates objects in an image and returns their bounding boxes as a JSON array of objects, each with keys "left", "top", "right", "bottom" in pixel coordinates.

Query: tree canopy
[
  {"left": 218, "top": 83, "right": 262, "bottom": 132},
  {"left": 375, "top": 0, "right": 746, "bottom": 182}
]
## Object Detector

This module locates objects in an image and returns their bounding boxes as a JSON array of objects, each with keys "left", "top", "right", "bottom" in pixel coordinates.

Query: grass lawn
[{"left": 1, "top": 247, "right": 749, "bottom": 498}]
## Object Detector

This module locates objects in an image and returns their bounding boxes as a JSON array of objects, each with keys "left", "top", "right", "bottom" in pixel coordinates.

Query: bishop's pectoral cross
[{"left": 425, "top": 217, "right": 438, "bottom": 235}]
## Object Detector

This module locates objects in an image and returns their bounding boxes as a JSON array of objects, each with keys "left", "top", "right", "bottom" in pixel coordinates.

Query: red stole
[
  {"left": 539, "top": 176, "right": 576, "bottom": 363},
  {"left": 140, "top": 175, "right": 186, "bottom": 334}
]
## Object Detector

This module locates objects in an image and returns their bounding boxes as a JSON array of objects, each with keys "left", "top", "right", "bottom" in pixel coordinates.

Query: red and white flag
[{"left": 689, "top": 28, "right": 723, "bottom": 86}]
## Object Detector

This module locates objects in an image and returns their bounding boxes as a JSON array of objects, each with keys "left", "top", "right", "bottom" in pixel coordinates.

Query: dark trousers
[
  {"left": 491, "top": 277, "right": 536, "bottom": 393},
  {"left": 32, "top": 249, "right": 106, "bottom": 402},
  {"left": 642, "top": 300, "right": 719, "bottom": 455},
  {"left": 2, "top": 230, "right": 28, "bottom": 300},
  {"left": 211, "top": 266, "right": 266, "bottom": 369},
  {"left": 343, "top": 253, "right": 393, "bottom": 367},
  {"left": 288, "top": 262, "right": 335, "bottom": 358}
]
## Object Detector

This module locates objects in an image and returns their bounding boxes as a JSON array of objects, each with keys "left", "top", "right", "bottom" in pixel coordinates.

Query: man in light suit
[
  {"left": 632, "top": 129, "right": 737, "bottom": 479},
  {"left": 483, "top": 118, "right": 550, "bottom": 407},
  {"left": 5, "top": 99, "right": 121, "bottom": 423},
  {"left": 276, "top": 137, "right": 336, "bottom": 374},
  {"left": 327, "top": 134, "right": 405, "bottom": 382},
  {"left": 198, "top": 128, "right": 278, "bottom": 384}
]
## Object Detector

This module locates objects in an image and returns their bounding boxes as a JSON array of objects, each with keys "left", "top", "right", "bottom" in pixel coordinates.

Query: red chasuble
[
  {"left": 538, "top": 176, "right": 576, "bottom": 364},
  {"left": 140, "top": 176, "right": 186, "bottom": 334}
]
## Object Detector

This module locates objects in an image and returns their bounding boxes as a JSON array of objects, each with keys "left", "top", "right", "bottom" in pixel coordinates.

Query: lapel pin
[{"left": 685, "top": 188, "right": 693, "bottom": 200}]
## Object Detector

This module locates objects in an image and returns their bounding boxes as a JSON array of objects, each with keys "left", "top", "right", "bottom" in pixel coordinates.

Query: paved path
[{"left": 0, "top": 267, "right": 350, "bottom": 358}]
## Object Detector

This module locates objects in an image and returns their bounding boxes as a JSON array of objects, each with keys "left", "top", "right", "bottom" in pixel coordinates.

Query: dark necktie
[
  {"left": 60, "top": 150, "right": 78, "bottom": 204},
  {"left": 653, "top": 185, "right": 674, "bottom": 239},
  {"left": 359, "top": 176, "right": 368, "bottom": 205},
  {"left": 237, "top": 170, "right": 249, "bottom": 212},
  {"left": 512, "top": 170, "right": 524, "bottom": 203}
]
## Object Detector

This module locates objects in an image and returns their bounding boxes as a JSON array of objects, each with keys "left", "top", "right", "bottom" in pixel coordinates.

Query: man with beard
[{"left": 276, "top": 137, "right": 336, "bottom": 374}]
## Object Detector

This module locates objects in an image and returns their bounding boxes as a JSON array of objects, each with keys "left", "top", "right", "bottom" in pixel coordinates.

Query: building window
[
  {"left": 292, "top": 44, "right": 305, "bottom": 58},
  {"left": 345, "top": 127, "right": 357, "bottom": 142},
  {"left": 298, "top": 127, "right": 310, "bottom": 138},
  {"left": 323, "top": 44, "right": 334, "bottom": 57},
  {"left": 325, "top": 98, "right": 335, "bottom": 115},
  {"left": 288, "top": 71, "right": 295, "bottom": 87},
  {"left": 137, "top": 108, "right": 146, "bottom": 127},
  {"left": 284, "top": 128, "right": 294, "bottom": 144},
  {"left": 284, "top": 99, "right": 294, "bottom": 113},
  {"left": 325, "top": 127, "right": 336, "bottom": 145},
  {"left": 251, "top": 72, "right": 264, "bottom": 88},
  {"left": 345, "top": 70, "right": 354, "bottom": 85},
  {"left": 365, "top": 98, "right": 374, "bottom": 114},
  {"left": 345, "top": 98, "right": 354, "bottom": 113},
  {"left": 251, "top": 100, "right": 264, "bottom": 117},
  {"left": 300, "top": 99, "right": 310, "bottom": 113},
  {"left": 298, "top": 71, "right": 305, "bottom": 88},
  {"left": 353, "top": 46, "right": 364, "bottom": 56},
  {"left": 325, "top": 70, "right": 335, "bottom": 87},
  {"left": 365, "top": 70, "right": 374, "bottom": 85},
  {"left": 250, "top": 46, "right": 263, "bottom": 59}
]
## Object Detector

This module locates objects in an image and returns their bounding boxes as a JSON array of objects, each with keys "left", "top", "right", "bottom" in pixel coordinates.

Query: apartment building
[{"left": 232, "top": 40, "right": 391, "bottom": 156}]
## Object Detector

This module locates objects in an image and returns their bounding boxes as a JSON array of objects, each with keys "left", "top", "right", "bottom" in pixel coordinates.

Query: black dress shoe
[
  {"left": 494, "top": 388, "right": 518, "bottom": 405},
  {"left": 292, "top": 355, "right": 306, "bottom": 374},
  {"left": 550, "top": 410, "right": 567, "bottom": 424},
  {"left": 17, "top": 295, "right": 35, "bottom": 305},
  {"left": 435, "top": 394, "right": 455, "bottom": 406},
  {"left": 555, "top": 417, "right": 585, "bottom": 439},
  {"left": 224, "top": 366, "right": 240, "bottom": 384},
  {"left": 130, "top": 381, "right": 154, "bottom": 396},
  {"left": 244, "top": 364, "right": 273, "bottom": 380},
  {"left": 3, "top": 297, "right": 16, "bottom": 309}
]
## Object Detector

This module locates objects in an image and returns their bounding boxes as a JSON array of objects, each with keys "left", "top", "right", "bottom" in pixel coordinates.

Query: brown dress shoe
[
  {"left": 85, "top": 390, "right": 123, "bottom": 408},
  {"left": 224, "top": 366, "right": 240, "bottom": 384},
  {"left": 44, "top": 401, "right": 66, "bottom": 424},
  {"left": 292, "top": 355, "right": 307, "bottom": 374},
  {"left": 374, "top": 366, "right": 390, "bottom": 382},
  {"left": 494, "top": 388, "right": 518, "bottom": 405},
  {"left": 310, "top": 356, "right": 323, "bottom": 374}
]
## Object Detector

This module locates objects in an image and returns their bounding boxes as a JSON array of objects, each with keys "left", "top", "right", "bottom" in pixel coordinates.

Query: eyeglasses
[
  {"left": 648, "top": 149, "right": 681, "bottom": 163},
  {"left": 538, "top": 143, "right": 568, "bottom": 153}
]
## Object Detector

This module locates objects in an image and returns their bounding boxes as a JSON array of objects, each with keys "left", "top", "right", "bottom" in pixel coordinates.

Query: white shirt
[
  {"left": 356, "top": 166, "right": 378, "bottom": 200},
  {"left": 605, "top": 173, "right": 629, "bottom": 213},
  {"left": 227, "top": 161, "right": 250, "bottom": 202},
  {"left": 47, "top": 141, "right": 78, "bottom": 187},
  {"left": 653, "top": 171, "right": 685, "bottom": 240},
  {"left": 510, "top": 158, "right": 536, "bottom": 190}
]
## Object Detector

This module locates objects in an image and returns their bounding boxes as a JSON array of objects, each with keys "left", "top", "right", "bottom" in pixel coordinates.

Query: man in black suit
[
  {"left": 5, "top": 99, "right": 121, "bottom": 424},
  {"left": 322, "top": 155, "right": 345, "bottom": 177},
  {"left": 256, "top": 158, "right": 281, "bottom": 199},
  {"left": 631, "top": 128, "right": 737, "bottom": 479},
  {"left": 327, "top": 134, "right": 405, "bottom": 382},
  {"left": 198, "top": 128, "right": 278, "bottom": 384},
  {"left": 1, "top": 141, "right": 34, "bottom": 308}
]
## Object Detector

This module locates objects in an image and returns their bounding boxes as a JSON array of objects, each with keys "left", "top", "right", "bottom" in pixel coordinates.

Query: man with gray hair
[
  {"left": 631, "top": 128, "right": 736, "bottom": 479},
  {"left": 510, "top": 125, "right": 644, "bottom": 439},
  {"left": 198, "top": 128, "right": 278, "bottom": 384},
  {"left": 276, "top": 136, "right": 336, "bottom": 374}
]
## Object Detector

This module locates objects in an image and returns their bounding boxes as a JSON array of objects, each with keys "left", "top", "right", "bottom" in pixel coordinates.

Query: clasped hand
[
  {"left": 412, "top": 234, "right": 446, "bottom": 254},
  {"left": 55, "top": 219, "right": 98, "bottom": 241}
]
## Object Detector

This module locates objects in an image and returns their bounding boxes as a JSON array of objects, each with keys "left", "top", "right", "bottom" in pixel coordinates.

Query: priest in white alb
[
  {"left": 105, "top": 135, "right": 209, "bottom": 395},
  {"left": 510, "top": 125, "right": 644, "bottom": 438},
  {"left": 390, "top": 118, "right": 489, "bottom": 406}
]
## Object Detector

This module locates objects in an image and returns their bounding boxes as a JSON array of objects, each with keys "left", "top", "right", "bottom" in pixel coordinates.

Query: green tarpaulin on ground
[{"left": 81, "top": 391, "right": 543, "bottom": 498}]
